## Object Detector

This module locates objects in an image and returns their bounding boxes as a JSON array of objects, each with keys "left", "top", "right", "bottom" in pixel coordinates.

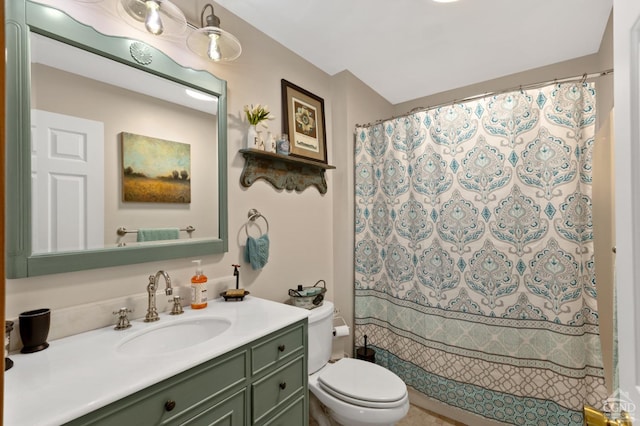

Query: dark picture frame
[{"left": 281, "top": 79, "right": 327, "bottom": 163}]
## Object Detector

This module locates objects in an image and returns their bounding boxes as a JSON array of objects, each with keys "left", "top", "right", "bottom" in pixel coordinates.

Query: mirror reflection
[{"left": 29, "top": 33, "right": 219, "bottom": 254}]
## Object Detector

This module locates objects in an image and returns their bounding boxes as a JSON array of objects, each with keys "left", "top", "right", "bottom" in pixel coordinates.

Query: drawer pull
[
  {"left": 279, "top": 381, "right": 287, "bottom": 390},
  {"left": 165, "top": 400, "right": 176, "bottom": 412},
  {"left": 278, "top": 344, "right": 285, "bottom": 352}
]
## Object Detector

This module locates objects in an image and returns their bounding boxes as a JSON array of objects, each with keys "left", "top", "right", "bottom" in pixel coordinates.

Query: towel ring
[{"left": 245, "top": 208, "right": 269, "bottom": 238}]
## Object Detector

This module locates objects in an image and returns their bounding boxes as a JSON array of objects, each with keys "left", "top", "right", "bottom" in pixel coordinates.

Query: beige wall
[
  {"left": 7, "top": 0, "right": 615, "bottom": 397},
  {"left": 330, "top": 71, "right": 394, "bottom": 355}
]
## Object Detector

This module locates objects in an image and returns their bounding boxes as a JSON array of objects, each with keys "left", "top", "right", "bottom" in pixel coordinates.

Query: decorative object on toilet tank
[{"left": 288, "top": 279, "right": 326, "bottom": 309}]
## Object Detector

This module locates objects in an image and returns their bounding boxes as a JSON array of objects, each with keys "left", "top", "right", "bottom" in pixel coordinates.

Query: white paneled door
[
  {"left": 615, "top": 0, "right": 640, "bottom": 422},
  {"left": 31, "top": 110, "right": 104, "bottom": 253}
]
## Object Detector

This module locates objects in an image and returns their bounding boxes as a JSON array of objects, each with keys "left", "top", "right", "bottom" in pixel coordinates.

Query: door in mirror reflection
[{"left": 31, "top": 110, "right": 105, "bottom": 253}]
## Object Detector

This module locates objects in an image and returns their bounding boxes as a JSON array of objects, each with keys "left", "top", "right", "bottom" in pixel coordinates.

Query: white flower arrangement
[{"left": 244, "top": 104, "right": 274, "bottom": 127}]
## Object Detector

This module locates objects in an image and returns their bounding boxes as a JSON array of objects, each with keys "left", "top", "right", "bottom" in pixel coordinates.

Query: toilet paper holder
[{"left": 332, "top": 316, "right": 349, "bottom": 337}]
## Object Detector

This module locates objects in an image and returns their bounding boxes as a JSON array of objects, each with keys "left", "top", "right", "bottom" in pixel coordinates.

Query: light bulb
[
  {"left": 207, "top": 33, "right": 221, "bottom": 61},
  {"left": 144, "top": 1, "right": 163, "bottom": 35}
]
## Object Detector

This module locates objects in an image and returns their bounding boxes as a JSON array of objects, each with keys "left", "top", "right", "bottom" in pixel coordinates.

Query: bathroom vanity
[{"left": 4, "top": 297, "right": 309, "bottom": 425}]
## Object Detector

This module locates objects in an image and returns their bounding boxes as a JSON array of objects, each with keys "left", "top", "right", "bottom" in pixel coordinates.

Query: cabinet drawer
[
  {"left": 66, "top": 350, "right": 247, "bottom": 426},
  {"left": 251, "top": 356, "right": 305, "bottom": 424},
  {"left": 251, "top": 323, "right": 304, "bottom": 375},
  {"left": 260, "top": 395, "right": 305, "bottom": 426},
  {"left": 180, "top": 389, "right": 246, "bottom": 426}
]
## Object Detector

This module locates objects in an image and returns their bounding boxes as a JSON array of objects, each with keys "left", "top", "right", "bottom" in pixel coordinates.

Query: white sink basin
[{"left": 117, "top": 316, "right": 231, "bottom": 356}]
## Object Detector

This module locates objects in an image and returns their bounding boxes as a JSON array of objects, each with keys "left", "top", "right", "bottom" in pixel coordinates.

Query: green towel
[
  {"left": 244, "top": 234, "right": 269, "bottom": 270},
  {"left": 137, "top": 228, "right": 180, "bottom": 242}
]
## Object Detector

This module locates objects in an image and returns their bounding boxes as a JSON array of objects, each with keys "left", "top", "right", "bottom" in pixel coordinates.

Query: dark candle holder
[{"left": 19, "top": 308, "right": 51, "bottom": 354}]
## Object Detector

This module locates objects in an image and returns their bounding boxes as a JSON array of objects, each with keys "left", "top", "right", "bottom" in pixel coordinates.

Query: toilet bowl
[{"left": 307, "top": 301, "right": 410, "bottom": 426}]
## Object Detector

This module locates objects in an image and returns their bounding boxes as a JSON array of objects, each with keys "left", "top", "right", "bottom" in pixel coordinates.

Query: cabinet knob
[
  {"left": 278, "top": 344, "right": 285, "bottom": 352},
  {"left": 279, "top": 381, "right": 287, "bottom": 390},
  {"left": 165, "top": 400, "right": 176, "bottom": 412}
]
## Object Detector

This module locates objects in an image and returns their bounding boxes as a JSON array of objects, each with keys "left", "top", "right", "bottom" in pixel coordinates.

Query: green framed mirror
[{"left": 5, "top": 0, "right": 229, "bottom": 278}]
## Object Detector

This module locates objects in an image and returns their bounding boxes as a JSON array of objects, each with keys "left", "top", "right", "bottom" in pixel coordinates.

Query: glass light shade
[
  {"left": 118, "top": 0, "right": 187, "bottom": 36},
  {"left": 187, "top": 27, "right": 242, "bottom": 62}
]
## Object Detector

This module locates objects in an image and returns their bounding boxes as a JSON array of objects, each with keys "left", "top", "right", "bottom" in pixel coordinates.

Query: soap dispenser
[{"left": 191, "top": 260, "right": 208, "bottom": 309}]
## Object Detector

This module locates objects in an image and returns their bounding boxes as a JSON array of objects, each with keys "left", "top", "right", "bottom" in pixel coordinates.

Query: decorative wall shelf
[{"left": 239, "top": 149, "right": 336, "bottom": 194}]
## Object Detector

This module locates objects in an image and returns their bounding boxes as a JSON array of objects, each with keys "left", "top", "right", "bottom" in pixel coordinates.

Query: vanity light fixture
[
  {"left": 118, "top": 0, "right": 187, "bottom": 36},
  {"left": 187, "top": 3, "right": 242, "bottom": 62}
]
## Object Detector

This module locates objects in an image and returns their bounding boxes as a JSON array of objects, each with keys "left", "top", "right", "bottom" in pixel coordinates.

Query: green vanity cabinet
[{"left": 64, "top": 320, "right": 308, "bottom": 426}]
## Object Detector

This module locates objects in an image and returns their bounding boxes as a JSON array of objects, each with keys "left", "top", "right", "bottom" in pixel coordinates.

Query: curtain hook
[{"left": 581, "top": 73, "right": 588, "bottom": 84}]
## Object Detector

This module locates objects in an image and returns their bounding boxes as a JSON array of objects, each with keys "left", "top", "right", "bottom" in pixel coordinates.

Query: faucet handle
[
  {"left": 169, "top": 296, "right": 184, "bottom": 315},
  {"left": 113, "top": 307, "right": 133, "bottom": 330}
]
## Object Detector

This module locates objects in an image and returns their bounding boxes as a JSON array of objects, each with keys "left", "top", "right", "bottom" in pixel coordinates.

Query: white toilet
[{"left": 307, "top": 301, "right": 410, "bottom": 426}]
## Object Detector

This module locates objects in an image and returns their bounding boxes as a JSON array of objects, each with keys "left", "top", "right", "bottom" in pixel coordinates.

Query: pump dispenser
[{"left": 191, "top": 260, "right": 208, "bottom": 309}]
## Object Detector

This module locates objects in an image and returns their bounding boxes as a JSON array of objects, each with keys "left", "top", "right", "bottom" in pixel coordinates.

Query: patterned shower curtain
[{"left": 354, "top": 82, "right": 607, "bottom": 425}]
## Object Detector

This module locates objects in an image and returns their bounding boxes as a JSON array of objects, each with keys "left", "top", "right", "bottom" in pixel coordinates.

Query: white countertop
[{"left": 4, "top": 296, "right": 309, "bottom": 426}]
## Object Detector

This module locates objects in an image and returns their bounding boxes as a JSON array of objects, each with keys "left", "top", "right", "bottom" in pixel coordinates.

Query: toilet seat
[{"left": 317, "top": 358, "right": 407, "bottom": 409}]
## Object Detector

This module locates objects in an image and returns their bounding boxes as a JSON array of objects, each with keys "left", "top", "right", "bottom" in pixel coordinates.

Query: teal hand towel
[
  {"left": 137, "top": 228, "right": 180, "bottom": 242},
  {"left": 244, "top": 234, "right": 269, "bottom": 270}
]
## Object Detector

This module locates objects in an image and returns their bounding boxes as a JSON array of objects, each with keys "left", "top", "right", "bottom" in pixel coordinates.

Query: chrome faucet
[{"left": 145, "top": 270, "right": 173, "bottom": 322}]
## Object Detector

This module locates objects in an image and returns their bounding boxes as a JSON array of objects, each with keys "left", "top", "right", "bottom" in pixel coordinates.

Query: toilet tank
[{"left": 307, "top": 300, "right": 334, "bottom": 374}]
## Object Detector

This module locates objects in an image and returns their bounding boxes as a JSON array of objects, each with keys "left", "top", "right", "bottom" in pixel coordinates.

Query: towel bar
[{"left": 117, "top": 226, "right": 195, "bottom": 236}]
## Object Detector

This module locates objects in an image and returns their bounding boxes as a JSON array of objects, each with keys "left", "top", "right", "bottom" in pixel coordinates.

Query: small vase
[
  {"left": 276, "top": 134, "right": 290, "bottom": 155},
  {"left": 247, "top": 125, "right": 262, "bottom": 150},
  {"left": 265, "top": 132, "right": 277, "bottom": 153}
]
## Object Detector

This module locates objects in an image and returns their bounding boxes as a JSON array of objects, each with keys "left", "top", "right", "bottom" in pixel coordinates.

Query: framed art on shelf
[{"left": 281, "top": 79, "right": 327, "bottom": 164}]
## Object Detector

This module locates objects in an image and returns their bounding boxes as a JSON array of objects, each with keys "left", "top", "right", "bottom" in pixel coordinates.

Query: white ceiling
[{"left": 176, "top": 0, "right": 612, "bottom": 105}]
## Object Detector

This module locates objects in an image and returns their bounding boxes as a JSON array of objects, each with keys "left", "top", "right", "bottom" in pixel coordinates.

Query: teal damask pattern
[
  {"left": 483, "top": 91, "right": 539, "bottom": 149},
  {"left": 490, "top": 185, "right": 548, "bottom": 256},
  {"left": 437, "top": 190, "right": 485, "bottom": 254},
  {"left": 430, "top": 104, "right": 478, "bottom": 154},
  {"left": 412, "top": 145, "right": 453, "bottom": 205},
  {"left": 459, "top": 135, "right": 513, "bottom": 203},
  {"left": 354, "top": 83, "right": 606, "bottom": 425},
  {"left": 517, "top": 128, "right": 576, "bottom": 200}
]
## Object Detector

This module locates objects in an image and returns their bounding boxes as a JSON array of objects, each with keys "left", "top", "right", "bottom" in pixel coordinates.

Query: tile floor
[
  {"left": 398, "top": 404, "right": 466, "bottom": 425},
  {"left": 309, "top": 403, "right": 466, "bottom": 426}
]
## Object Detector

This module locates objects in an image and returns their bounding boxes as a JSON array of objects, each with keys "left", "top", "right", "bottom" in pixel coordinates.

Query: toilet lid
[{"left": 318, "top": 358, "right": 407, "bottom": 408}]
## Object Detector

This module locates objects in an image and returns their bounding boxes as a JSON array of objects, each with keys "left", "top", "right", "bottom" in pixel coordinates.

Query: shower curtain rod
[{"left": 356, "top": 68, "right": 614, "bottom": 129}]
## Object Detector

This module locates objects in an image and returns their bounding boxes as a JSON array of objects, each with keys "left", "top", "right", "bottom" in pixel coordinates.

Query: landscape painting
[{"left": 121, "top": 132, "right": 191, "bottom": 203}]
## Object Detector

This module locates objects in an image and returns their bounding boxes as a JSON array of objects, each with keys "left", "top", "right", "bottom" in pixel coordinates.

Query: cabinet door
[
  {"left": 181, "top": 390, "right": 246, "bottom": 426},
  {"left": 259, "top": 396, "right": 305, "bottom": 426}
]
